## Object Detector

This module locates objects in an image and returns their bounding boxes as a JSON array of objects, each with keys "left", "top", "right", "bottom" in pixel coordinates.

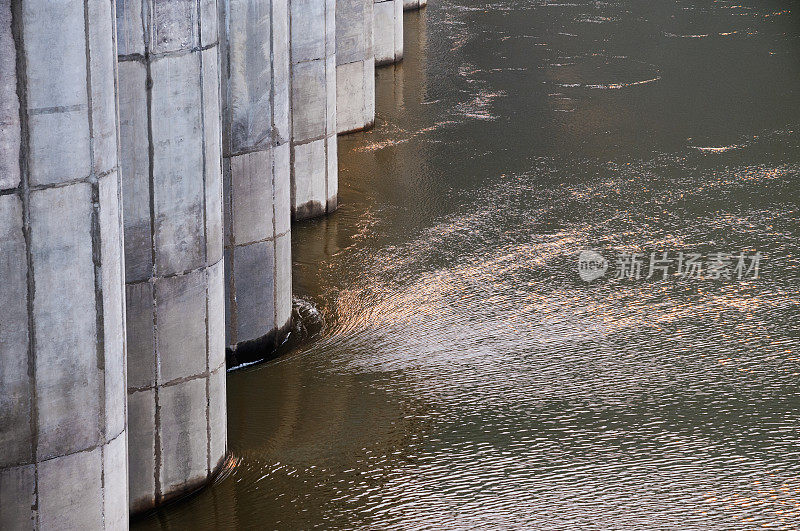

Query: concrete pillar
[
  {"left": 219, "top": 0, "right": 293, "bottom": 365},
  {"left": 402, "top": 0, "right": 426, "bottom": 11},
  {"left": 289, "top": 0, "right": 338, "bottom": 219},
  {"left": 116, "top": 0, "right": 227, "bottom": 512},
  {"left": 373, "top": 0, "right": 402, "bottom": 65},
  {"left": 0, "top": 1, "right": 128, "bottom": 528},
  {"left": 335, "top": 0, "right": 375, "bottom": 133}
]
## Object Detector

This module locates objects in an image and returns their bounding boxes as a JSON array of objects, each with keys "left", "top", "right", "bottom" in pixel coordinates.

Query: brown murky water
[{"left": 135, "top": 0, "right": 800, "bottom": 528}]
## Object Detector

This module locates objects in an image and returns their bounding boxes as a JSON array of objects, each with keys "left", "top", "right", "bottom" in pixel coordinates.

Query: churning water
[{"left": 135, "top": 0, "right": 800, "bottom": 528}]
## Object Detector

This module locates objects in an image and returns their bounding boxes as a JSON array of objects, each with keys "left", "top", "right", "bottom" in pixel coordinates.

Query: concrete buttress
[
  {"left": 219, "top": 0, "right": 293, "bottom": 365},
  {"left": 288, "top": 0, "right": 338, "bottom": 219},
  {"left": 373, "top": 0, "right": 402, "bottom": 65},
  {"left": 116, "top": 0, "right": 227, "bottom": 513},
  {"left": 403, "top": 0, "right": 426, "bottom": 12},
  {"left": 0, "top": 0, "right": 129, "bottom": 527},
  {"left": 335, "top": 0, "right": 374, "bottom": 134}
]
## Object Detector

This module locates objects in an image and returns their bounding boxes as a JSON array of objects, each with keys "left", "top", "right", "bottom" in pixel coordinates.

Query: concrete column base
[
  {"left": 220, "top": 0, "right": 294, "bottom": 370},
  {"left": 403, "top": 0, "right": 427, "bottom": 11},
  {"left": 374, "top": 0, "right": 403, "bottom": 65},
  {"left": 289, "top": 0, "right": 338, "bottom": 219},
  {"left": 336, "top": 0, "right": 376, "bottom": 134},
  {"left": 226, "top": 316, "right": 293, "bottom": 368}
]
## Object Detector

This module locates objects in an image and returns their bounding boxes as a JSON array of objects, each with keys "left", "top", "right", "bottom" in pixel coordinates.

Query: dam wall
[{"left": 0, "top": 0, "right": 429, "bottom": 523}]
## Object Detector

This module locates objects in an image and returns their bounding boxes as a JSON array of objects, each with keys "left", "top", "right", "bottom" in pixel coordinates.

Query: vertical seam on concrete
[
  {"left": 224, "top": 161, "right": 238, "bottom": 346},
  {"left": 10, "top": 1, "right": 39, "bottom": 526},
  {"left": 220, "top": 0, "right": 238, "bottom": 347},
  {"left": 287, "top": 0, "right": 296, "bottom": 213},
  {"left": 270, "top": 0, "right": 279, "bottom": 341},
  {"left": 393, "top": 0, "right": 398, "bottom": 60},
  {"left": 110, "top": 0, "right": 131, "bottom": 512},
  {"left": 84, "top": 0, "right": 107, "bottom": 455},
  {"left": 196, "top": 0, "right": 213, "bottom": 477},
  {"left": 362, "top": 4, "right": 368, "bottom": 121},
  {"left": 323, "top": 0, "right": 329, "bottom": 211},
  {"left": 99, "top": 444, "right": 106, "bottom": 527},
  {"left": 398, "top": 0, "right": 403, "bottom": 60},
  {"left": 365, "top": 56, "right": 371, "bottom": 120},
  {"left": 82, "top": 0, "right": 108, "bottom": 524},
  {"left": 366, "top": 0, "right": 374, "bottom": 125},
  {"left": 142, "top": 0, "right": 163, "bottom": 504}
]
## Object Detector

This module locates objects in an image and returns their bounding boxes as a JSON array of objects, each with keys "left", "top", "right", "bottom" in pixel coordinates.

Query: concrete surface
[
  {"left": 0, "top": 0, "right": 128, "bottom": 527},
  {"left": 219, "top": 0, "right": 293, "bottom": 365},
  {"left": 289, "top": 0, "right": 338, "bottom": 219},
  {"left": 373, "top": 0, "right": 403, "bottom": 65},
  {"left": 336, "top": 0, "right": 375, "bottom": 133},
  {"left": 116, "top": 0, "right": 228, "bottom": 513},
  {"left": 403, "top": 0, "right": 427, "bottom": 11}
]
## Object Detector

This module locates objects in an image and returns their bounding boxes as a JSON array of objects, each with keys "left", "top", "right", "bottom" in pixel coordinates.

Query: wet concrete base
[
  {"left": 292, "top": 197, "right": 339, "bottom": 221},
  {"left": 376, "top": 55, "right": 403, "bottom": 67},
  {"left": 403, "top": 0, "right": 426, "bottom": 11},
  {"left": 339, "top": 118, "right": 376, "bottom": 135},
  {"left": 226, "top": 317, "right": 293, "bottom": 369},
  {"left": 130, "top": 452, "right": 229, "bottom": 519}
]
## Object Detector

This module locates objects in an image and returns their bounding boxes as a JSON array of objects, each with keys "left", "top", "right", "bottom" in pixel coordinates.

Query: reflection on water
[{"left": 135, "top": 0, "right": 800, "bottom": 528}]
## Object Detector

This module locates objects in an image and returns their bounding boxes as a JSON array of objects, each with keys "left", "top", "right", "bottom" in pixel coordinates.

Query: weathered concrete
[
  {"left": 289, "top": 0, "right": 338, "bottom": 219},
  {"left": 0, "top": 0, "right": 128, "bottom": 528},
  {"left": 219, "top": 0, "right": 293, "bottom": 365},
  {"left": 403, "top": 0, "right": 426, "bottom": 11},
  {"left": 116, "top": 0, "right": 227, "bottom": 513},
  {"left": 373, "top": 0, "right": 403, "bottom": 65},
  {"left": 336, "top": 0, "right": 375, "bottom": 133}
]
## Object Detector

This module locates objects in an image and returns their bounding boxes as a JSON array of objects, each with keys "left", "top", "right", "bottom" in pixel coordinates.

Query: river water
[{"left": 135, "top": 1, "right": 800, "bottom": 528}]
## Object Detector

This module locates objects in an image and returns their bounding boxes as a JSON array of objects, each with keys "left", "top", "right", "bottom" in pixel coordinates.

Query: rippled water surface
[{"left": 136, "top": 0, "right": 800, "bottom": 528}]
